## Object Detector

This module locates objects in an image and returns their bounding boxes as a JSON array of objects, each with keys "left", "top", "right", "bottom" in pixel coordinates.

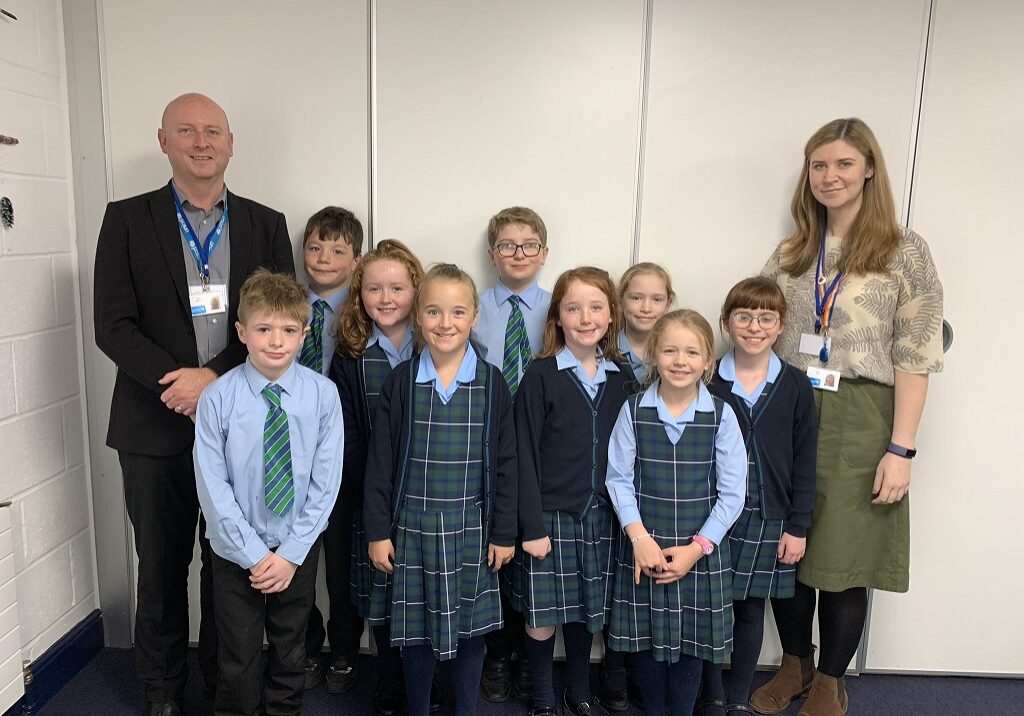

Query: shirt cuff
[
  {"left": 229, "top": 537, "right": 272, "bottom": 571},
  {"left": 697, "top": 516, "right": 728, "bottom": 545},
  {"left": 276, "top": 536, "right": 314, "bottom": 567},
  {"left": 616, "top": 506, "right": 643, "bottom": 531}
]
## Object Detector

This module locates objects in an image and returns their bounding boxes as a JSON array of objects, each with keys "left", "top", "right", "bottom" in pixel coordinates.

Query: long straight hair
[
  {"left": 780, "top": 118, "right": 902, "bottom": 276},
  {"left": 537, "top": 266, "right": 624, "bottom": 361}
]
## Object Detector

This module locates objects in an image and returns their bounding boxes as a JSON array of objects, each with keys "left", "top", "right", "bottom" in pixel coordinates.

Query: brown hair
[
  {"left": 780, "top": 117, "right": 901, "bottom": 276},
  {"left": 486, "top": 206, "right": 548, "bottom": 248},
  {"left": 237, "top": 269, "right": 308, "bottom": 326},
  {"left": 643, "top": 309, "right": 716, "bottom": 386},
  {"left": 302, "top": 206, "right": 364, "bottom": 256},
  {"left": 537, "top": 267, "right": 623, "bottom": 361},
  {"left": 719, "top": 276, "right": 788, "bottom": 328},
  {"left": 335, "top": 239, "right": 424, "bottom": 358},
  {"left": 617, "top": 262, "right": 676, "bottom": 304}
]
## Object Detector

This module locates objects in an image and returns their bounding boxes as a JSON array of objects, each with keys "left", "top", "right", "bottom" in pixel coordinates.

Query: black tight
[
  {"left": 701, "top": 597, "right": 766, "bottom": 704},
  {"left": 632, "top": 650, "right": 702, "bottom": 716},
  {"left": 771, "top": 581, "right": 868, "bottom": 677}
]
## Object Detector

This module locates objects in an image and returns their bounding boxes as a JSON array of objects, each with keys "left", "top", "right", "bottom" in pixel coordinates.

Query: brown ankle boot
[
  {"left": 749, "top": 650, "right": 815, "bottom": 714},
  {"left": 797, "top": 671, "right": 848, "bottom": 716}
]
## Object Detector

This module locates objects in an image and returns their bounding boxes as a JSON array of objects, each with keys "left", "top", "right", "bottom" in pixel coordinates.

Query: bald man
[{"left": 94, "top": 93, "right": 294, "bottom": 716}]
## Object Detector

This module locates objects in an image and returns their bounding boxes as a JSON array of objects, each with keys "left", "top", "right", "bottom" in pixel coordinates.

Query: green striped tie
[
  {"left": 299, "top": 299, "right": 328, "bottom": 373},
  {"left": 502, "top": 295, "right": 532, "bottom": 394},
  {"left": 262, "top": 383, "right": 295, "bottom": 516}
]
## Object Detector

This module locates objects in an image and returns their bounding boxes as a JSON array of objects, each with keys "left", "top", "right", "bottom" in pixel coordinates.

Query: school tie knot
[
  {"left": 261, "top": 382, "right": 283, "bottom": 408},
  {"left": 299, "top": 300, "right": 329, "bottom": 372}
]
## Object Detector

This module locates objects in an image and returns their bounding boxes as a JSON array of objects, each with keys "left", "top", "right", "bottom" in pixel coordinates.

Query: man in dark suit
[{"left": 94, "top": 93, "right": 294, "bottom": 716}]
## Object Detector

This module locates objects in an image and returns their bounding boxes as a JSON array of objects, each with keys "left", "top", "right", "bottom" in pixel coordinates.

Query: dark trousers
[
  {"left": 212, "top": 541, "right": 321, "bottom": 716},
  {"left": 120, "top": 450, "right": 217, "bottom": 704},
  {"left": 304, "top": 486, "right": 363, "bottom": 660},
  {"left": 484, "top": 593, "right": 524, "bottom": 660}
]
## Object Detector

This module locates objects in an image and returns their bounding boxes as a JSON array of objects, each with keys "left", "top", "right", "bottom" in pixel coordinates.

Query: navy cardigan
[
  {"left": 515, "top": 356, "right": 635, "bottom": 542},
  {"left": 362, "top": 355, "right": 518, "bottom": 547},
  {"left": 708, "top": 360, "right": 818, "bottom": 538}
]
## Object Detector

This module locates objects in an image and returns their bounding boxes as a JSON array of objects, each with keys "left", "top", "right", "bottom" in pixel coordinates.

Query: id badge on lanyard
[
  {"left": 171, "top": 181, "right": 228, "bottom": 289},
  {"left": 801, "top": 229, "right": 844, "bottom": 390}
]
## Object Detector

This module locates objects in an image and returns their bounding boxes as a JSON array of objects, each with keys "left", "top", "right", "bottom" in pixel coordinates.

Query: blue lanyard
[
  {"left": 170, "top": 182, "right": 228, "bottom": 287},
  {"left": 813, "top": 228, "right": 844, "bottom": 336}
]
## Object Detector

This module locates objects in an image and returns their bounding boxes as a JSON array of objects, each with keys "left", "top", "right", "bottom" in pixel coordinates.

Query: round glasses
[
  {"left": 731, "top": 311, "right": 779, "bottom": 329},
  {"left": 493, "top": 241, "right": 544, "bottom": 258}
]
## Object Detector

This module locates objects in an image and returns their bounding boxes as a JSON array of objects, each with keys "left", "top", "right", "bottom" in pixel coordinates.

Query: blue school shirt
[
  {"left": 415, "top": 344, "right": 479, "bottom": 404},
  {"left": 617, "top": 330, "right": 646, "bottom": 382},
  {"left": 194, "top": 359, "right": 344, "bottom": 569},
  {"left": 307, "top": 287, "right": 348, "bottom": 375},
  {"left": 473, "top": 281, "right": 551, "bottom": 381},
  {"left": 717, "top": 349, "right": 782, "bottom": 410},
  {"left": 605, "top": 380, "right": 746, "bottom": 544},
  {"left": 367, "top": 324, "right": 415, "bottom": 367},
  {"left": 555, "top": 345, "right": 620, "bottom": 399}
]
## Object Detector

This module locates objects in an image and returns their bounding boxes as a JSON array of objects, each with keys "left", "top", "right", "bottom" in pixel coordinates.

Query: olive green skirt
[{"left": 797, "top": 378, "right": 909, "bottom": 593}]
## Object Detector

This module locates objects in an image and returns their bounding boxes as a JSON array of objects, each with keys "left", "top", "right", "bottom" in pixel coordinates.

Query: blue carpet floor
[{"left": 35, "top": 649, "right": 1023, "bottom": 715}]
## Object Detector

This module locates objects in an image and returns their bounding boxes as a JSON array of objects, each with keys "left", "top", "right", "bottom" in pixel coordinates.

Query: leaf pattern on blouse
[{"left": 762, "top": 229, "right": 944, "bottom": 385}]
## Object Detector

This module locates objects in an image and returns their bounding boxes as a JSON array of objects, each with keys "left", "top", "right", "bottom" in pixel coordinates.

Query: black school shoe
[
  {"left": 326, "top": 655, "right": 359, "bottom": 694},
  {"left": 303, "top": 656, "right": 323, "bottom": 690},
  {"left": 561, "top": 690, "right": 593, "bottom": 716},
  {"left": 512, "top": 656, "right": 534, "bottom": 700},
  {"left": 148, "top": 703, "right": 182, "bottom": 716},
  {"left": 373, "top": 677, "right": 405, "bottom": 716},
  {"left": 528, "top": 706, "right": 557, "bottom": 716},
  {"left": 480, "top": 655, "right": 512, "bottom": 702},
  {"left": 597, "top": 666, "right": 629, "bottom": 713}
]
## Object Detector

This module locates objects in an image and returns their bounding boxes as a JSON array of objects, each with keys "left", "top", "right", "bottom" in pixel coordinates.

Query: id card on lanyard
[
  {"left": 800, "top": 229, "right": 844, "bottom": 390},
  {"left": 171, "top": 181, "right": 228, "bottom": 290}
]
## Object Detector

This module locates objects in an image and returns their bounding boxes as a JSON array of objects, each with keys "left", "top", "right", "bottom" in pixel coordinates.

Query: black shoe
[
  {"left": 561, "top": 690, "right": 592, "bottom": 716},
  {"left": 148, "top": 703, "right": 182, "bottom": 716},
  {"left": 512, "top": 656, "right": 534, "bottom": 700},
  {"left": 694, "top": 699, "right": 728, "bottom": 716},
  {"left": 304, "top": 655, "right": 323, "bottom": 690},
  {"left": 597, "top": 667, "right": 629, "bottom": 713},
  {"left": 326, "top": 655, "right": 359, "bottom": 694},
  {"left": 628, "top": 678, "right": 645, "bottom": 711},
  {"left": 528, "top": 706, "right": 557, "bottom": 716},
  {"left": 480, "top": 655, "right": 512, "bottom": 702},
  {"left": 373, "top": 678, "right": 405, "bottom": 716}
]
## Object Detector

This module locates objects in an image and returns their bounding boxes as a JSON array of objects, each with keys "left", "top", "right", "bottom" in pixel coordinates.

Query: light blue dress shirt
[
  {"left": 194, "top": 359, "right": 344, "bottom": 569},
  {"left": 473, "top": 281, "right": 551, "bottom": 382},
  {"left": 367, "top": 323, "right": 415, "bottom": 368},
  {"left": 307, "top": 286, "right": 349, "bottom": 375},
  {"left": 717, "top": 349, "right": 782, "bottom": 410},
  {"left": 605, "top": 380, "right": 746, "bottom": 544},
  {"left": 416, "top": 344, "right": 479, "bottom": 404},
  {"left": 617, "top": 330, "right": 647, "bottom": 382},
  {"left": 555, "top": 345, "right": 620, "bottom": 399}
]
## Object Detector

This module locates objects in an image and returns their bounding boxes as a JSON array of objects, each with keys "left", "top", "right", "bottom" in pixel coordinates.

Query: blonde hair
[
  {"left": 780, "top": 118, "right": 901, "bottom": 277},
  {"left": 336, "top": 239, "right": 424, "bottom": 358},
  {"left": 617, "top": 262, "right": 676, "bottom": 305},
  {"left": 413, "top": 263, "right": 479, "bottom": 348},
  {"left": 537, "top": 267, "right": 623, "bottom": 361},
  {"left": 237, "top": 269, "right": 308, "bottom": 326},
  {"left": 643, "top": 309, "right": 716, "bottom": 386}
]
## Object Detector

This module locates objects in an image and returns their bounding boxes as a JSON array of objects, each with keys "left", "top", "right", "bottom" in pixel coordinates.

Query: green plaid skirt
[
  {"left": 508, "top": 504, "right": 616, "bottom": 631},
  {"left": 728, "top": 505, "right": 795, "bottom": 600}
]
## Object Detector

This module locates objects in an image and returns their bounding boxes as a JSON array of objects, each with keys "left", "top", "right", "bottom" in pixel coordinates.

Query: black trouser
[
  {"left": 483, "top": 593, "right": 524, "bottom": 660},
  {"left": 304, "top": 486, "right": 364, "bottom": 660},
  {"left": 120, "top": 450, "right": 217, "bottom": 704},
  {"left": 212, "top": 541, "right": 321, "bottom": 716}
]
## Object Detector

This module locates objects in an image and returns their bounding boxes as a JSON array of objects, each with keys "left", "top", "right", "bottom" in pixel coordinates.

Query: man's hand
[
  {"left": 159, "top": 366, "right": 217, "bottom": 416},
  {"left": 249, "top": 552, "right": 298, "bottom": 594}
]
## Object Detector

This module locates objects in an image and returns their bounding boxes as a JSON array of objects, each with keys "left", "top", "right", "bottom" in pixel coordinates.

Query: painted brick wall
[{"left": 0, "top": 0, "right": 98, "bottom": 663}]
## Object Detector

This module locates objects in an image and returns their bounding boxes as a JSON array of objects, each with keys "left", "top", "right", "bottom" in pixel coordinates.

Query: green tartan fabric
[
  {"left": 370, "top": 363, "right": 503, "bottom": 660},
  {"left": 508, "top": 503, "right": 616, "bottom": 631},
  {"left": 607, "top": 397, "right": 734, "bottom": 664},
  {"left": 727, "top": 378, "right": 795, "bottom": 600},
  {"left": 351, "top": 344, "right": 397, "bottom": 616}
]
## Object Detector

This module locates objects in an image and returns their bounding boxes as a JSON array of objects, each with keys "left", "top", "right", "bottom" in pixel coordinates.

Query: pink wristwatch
[{"left": 692, "top": 534, "right": 714, "bottom": 556}]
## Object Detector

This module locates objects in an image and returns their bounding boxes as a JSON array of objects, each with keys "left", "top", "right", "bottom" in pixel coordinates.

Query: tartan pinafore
[
  {"left": 727, "top": 377, "right": 796, "bottom": 601},
  {"left": 607, "top": 395, "right": 734, "bottom": 664},
  {"left": 508, "top": 374, "right": 617, "bottom": 632},
  {"left": 368, "top": 360, "right": 503, "bottom": 660},
  {"left": 351, "top": 343, "right": 397, "bottom": 617}
]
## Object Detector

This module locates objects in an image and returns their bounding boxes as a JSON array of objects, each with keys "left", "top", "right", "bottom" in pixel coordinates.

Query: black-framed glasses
[
  {"left": 731, "top": 311, "right": 779, "bottom": 329},
  {"left": 494, "top": 241, "right": 544, "bottom": 258}
]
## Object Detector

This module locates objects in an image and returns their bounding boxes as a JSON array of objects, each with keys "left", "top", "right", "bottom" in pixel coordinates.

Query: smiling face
[
  {"left": 417, "top": 279, "right": 478, "bottom": 360},
  {"left": 726, "top": 307, "right": 783, "bottom": 360},
  {"left": 158, "top": 94, "right": 233, "bottom": 187},
  {"left": 236, "top": 310, "right": 307, "bottom": 381},
  {"left": 654, "top": 322, "right": 712, "bottom": 397},
  {"left": 488, "top": 222, "right": 548, "bottom": 291},
  {"left": 303, "top": 232, "right": 359, "bottom": 297},
  {"left": 808, "top": 139, "right": 874, "bottom": 218},
  {"left": 557, "top": 279, "right": 612, "bottom": 358},
  {"left": 361, "top": 258, "right": 415, "bottom": 335},
  {"left": 622, "top": 272, "right": 671, "bottom": 337}
]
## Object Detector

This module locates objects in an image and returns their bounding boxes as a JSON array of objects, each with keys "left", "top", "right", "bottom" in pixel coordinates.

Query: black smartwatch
[{"left": 886, "top": 442, "right": 917, "bottom": 459}]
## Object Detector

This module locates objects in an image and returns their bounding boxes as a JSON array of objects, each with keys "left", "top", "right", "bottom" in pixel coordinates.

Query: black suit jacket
[{"left": 94, "top": 184, "right": 294, "bottom": 456}]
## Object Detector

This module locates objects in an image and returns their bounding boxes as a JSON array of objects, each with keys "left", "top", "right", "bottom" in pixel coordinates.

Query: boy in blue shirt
[
  {"left": 472, "top": 206, "right": 551, "bottom": 702},
  {"left": 195, "top": 269, "right": 344, "bottom": 716}
]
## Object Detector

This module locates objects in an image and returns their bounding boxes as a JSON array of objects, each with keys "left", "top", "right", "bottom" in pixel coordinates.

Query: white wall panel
[
  {"left": 374, "top": 0, "right": 645, "bottom": 284},
  {"left": 638, "top": 0, "right": 930, "bottom": 336},
  {"left": 864, "top": 0, "right": 1024, "bottom": 674}
]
